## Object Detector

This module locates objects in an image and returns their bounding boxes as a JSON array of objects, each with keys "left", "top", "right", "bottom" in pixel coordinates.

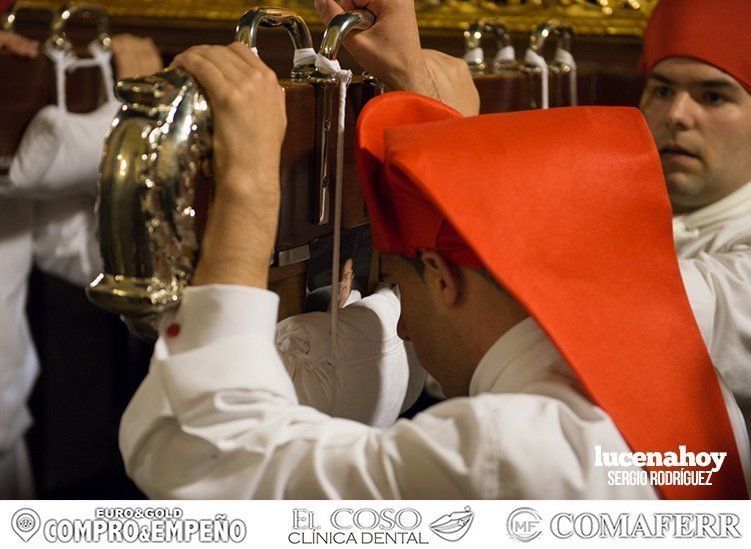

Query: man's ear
[{"left": 420, "top": 250, "right": 460, "bottom": 307}]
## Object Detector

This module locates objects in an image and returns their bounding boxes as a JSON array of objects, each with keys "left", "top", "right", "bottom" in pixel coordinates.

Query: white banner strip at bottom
[{"left": 1, "top": 500, "right": 748, "bottom": 548}]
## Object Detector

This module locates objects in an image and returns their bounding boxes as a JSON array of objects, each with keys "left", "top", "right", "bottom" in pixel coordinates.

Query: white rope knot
[
  {"left": 293, "top": 47, "right": 317, "bottom": 68},
  {"left": 462, "top": 47, "right": 484, "bottom": 65},
  {"left": 524, "top": 48, "right": 549, "bottom": 110},
  {"left": 553, "top": 47, "right": 578, "bottom": 106},
  {"left": 314, "top": 53, "right": 353, "bottom": 346}
]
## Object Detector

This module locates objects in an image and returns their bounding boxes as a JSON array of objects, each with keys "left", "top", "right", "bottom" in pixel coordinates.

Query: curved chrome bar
[
  {"left": 318, "top": 9, "right": 375, "bottom": 62},
  {"left": 309, "top": 9, "right": 375, "bottom": 227},
  {"left": 49, "top": 4, "right": 111, "bottom": 51},
  {"left": 485, "top": 21, "right": 512, "bottom": 51},
  {"left": 553, "top": 24, "right": 574, "bottom": 63},
  {"left": 2, "top": 1, "right": 18, "bottom": 30},
  {"left": 485, "top": 21, "right": 517, "bottom": 72},
  {"left": 463, "top": 21, "right": 486, "bottom": 73},
  {"left": 527, "top": 21, "right": 556, "bottom": 56},
  {"left": 2, "top": 1, "right": 56, "bottom": 31},
  {"left": 527, "top": 19, "right": 573, "bottom": 58},
  {"left": 523, "top": 19, "right": 575, "bottom": 71},
  {"left": 235, "top": 6, "right": 315, "bottom": 81},
  {"left": 236, "top": 6, "right": 313, "bottom": 50}
]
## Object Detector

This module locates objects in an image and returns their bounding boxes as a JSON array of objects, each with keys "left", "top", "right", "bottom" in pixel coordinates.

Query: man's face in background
[{"left": 640, "top": 57, "right": 751, "bottom": 214}]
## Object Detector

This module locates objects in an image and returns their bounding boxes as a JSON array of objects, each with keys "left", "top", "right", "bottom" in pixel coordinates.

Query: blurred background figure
[
  {"left": 1, "top": 8, "right": 41, "bottom": 497},
  {"left": 1, "top": 0, "right": 163, "bottom": 497},
  {"left": 639, "top": 0, "right": 751, "bottom": 434}
]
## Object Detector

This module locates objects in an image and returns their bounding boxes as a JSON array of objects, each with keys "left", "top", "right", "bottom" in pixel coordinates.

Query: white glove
[{"left": 276, "top": 285, "right": 426, "bottom": 428}]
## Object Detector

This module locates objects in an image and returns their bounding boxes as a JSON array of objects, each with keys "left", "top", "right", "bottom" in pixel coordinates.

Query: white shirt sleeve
[
  {"left": 679, "top": 250, "right": 751, "bottom": 415},
  {"left": 119, "top": 285, "right": 492, "bottom": 499},
  {"left": 119, "top": 285, "right": 653, "bottom": 500}
]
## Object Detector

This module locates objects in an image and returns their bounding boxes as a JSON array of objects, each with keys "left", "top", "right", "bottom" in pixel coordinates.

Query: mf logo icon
[{"left": 506, "top": 507, "right": 542, "bottom": 543}]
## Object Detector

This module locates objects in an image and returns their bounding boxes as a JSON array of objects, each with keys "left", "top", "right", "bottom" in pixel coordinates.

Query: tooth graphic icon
[
  {"left": 12, "top": 508, "right": 40, "bottom": 542},
  {"left": 430, "top": 506, "right": 475, "bottom": 542}
]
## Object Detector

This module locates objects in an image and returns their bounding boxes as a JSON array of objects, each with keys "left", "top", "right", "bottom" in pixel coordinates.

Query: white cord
[
  {"left": 524, "top": 48, "right": 549, "bottom": 110},
  {"left": 88, "top": 40, "right": 116, "bottom": 103},
  {"left": 554, "top": 47, "right": 578, "bottom": 106},
  {"left": 293, "top": 47, "right": 317, "bottom": 68},
  {"left": 462, "top": 47, "right": 484, "bottom": 66},
  {"left": 45, "top": 39, "right": 115, "bottom": 110},
  {"left": 492, "top": 45, "right": 516, "bottom": 65},
  {"left": 314, "top": 55, "right": 353, "bottom": 346}
]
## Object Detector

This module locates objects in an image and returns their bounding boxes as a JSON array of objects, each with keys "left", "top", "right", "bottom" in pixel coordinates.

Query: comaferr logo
[{"left": 550, "top": 513, "right": 741, "bottom": 539}]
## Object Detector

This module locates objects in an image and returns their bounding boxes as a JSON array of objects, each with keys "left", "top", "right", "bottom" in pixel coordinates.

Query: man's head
[
  {"left": 639, "top": 0, "right": 751, "bottom": 213},
  {"left": 379, "top": 252, "right": 526, "bottom": 398},
  {"left": 354, "top": 92, "right": 748, "bottom": 498},
  {"left": 355, "top": 93, "right": 684, "bottom": 402}
]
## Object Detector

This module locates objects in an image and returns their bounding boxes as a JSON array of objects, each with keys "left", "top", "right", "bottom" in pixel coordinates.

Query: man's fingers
[
  {"left": 227, "top": 41, "right": 271, "bottom": 72},
  {"left": 173, "top": 47, "right": 227, "bottom": 97},
  {"left": 314, "top": 0, "right": 345, "bottom": 25},
  {"left": 191, "top": 45, "right": 248, "bottom": 83},
  {"left": 174, "top": 44, "right": 283, "bottom": 113}
]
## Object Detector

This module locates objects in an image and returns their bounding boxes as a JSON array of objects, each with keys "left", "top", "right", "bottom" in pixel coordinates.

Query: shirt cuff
[
  {"left": 158, "top": 284, "right": 280, "bottom": 356},
  {"left": 152, "top": 285, "right": 298, "bottom": 416}
]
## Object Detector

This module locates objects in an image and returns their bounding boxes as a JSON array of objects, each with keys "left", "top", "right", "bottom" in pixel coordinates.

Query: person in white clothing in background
[
  {"left": 0, "top": 29, "right": 162, "bottom": 498},
  {"left": 639, "top": 0, "right": 751, "bottom": 431},
  {"left": 0, "top": 13, "right": 44, "bottom": 501}
]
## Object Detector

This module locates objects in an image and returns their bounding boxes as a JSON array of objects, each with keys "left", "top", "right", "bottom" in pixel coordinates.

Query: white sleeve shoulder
[
  {"left": 679, "top": 250, "right": 751, "bottom": 400},
  {"left": 679, "top": 247, "right": 751, "bottom": 340}
]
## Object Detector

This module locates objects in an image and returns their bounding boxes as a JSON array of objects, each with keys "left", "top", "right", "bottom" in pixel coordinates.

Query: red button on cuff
[{"left": 166, "top": 323, "right": 181, "bottom": 337}]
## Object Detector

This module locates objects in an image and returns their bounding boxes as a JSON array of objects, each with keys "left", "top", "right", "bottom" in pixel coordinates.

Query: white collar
[
  {"left": 469, "top": 317, "right": 565, "bottom": 396},
  {"left": 673, "top": 182, "right": 751, "bottom": 243}
]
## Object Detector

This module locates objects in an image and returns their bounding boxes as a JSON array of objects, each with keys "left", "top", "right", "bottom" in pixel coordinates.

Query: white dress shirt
[
  {"left": 120, "top": 283, "right": 750, "bottom": 500},
  {"left": 677, "top": 182, "right": 751, "bottom": 433}
]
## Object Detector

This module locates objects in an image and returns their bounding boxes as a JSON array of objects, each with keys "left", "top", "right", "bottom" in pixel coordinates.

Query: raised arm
[{"left": 314, "top": 0, "right": 480, "bottom": 116}]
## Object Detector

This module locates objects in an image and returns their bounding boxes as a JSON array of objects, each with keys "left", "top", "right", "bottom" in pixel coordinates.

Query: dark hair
[
  {"left": 405, "top": 251, "right": 502, "bottom": 291},
  {"left": 405, "top": 252, "right": 426, "bottom": 276}
]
